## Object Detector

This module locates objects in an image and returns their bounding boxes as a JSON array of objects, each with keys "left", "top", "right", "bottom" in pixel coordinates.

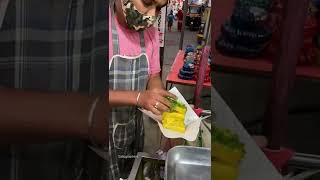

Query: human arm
[
  {"left": 108, "top": 72, "right": 174, "bottom": 115},
  {"left": 147, "top": 73, "right": 164, "bottom": 90},
  {"left": 109, "top": 90, "right": 140, "bottom": 106},
  {"left": 109, "top": 87, "right": 175, "bottom": 115},
  {"left": 0, "top": 88, "right": 107, "bottom": 146}
]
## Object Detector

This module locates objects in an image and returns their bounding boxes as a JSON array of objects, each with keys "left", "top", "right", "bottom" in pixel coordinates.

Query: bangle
[
  {"left": 136, "top": 92, "right": 141, "bottom": 107},
  {"left": 87, "top": 94, "right": 108, "bottom": 160},
  {"left": 88, "top": 94, "right": 105, "bottom": 149}
]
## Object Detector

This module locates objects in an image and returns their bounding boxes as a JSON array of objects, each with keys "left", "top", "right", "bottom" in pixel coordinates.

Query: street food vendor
[{"left": 108, "top": 0, "right": 180, "bottom": 179}]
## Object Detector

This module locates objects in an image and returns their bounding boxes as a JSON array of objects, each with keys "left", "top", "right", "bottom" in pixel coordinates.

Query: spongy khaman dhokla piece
[
  {"left": 161, "top": 97, "right": 187, "bottom": 133},
  {"left": 162, "top": 112, "right": 185, "bottom": 133}
]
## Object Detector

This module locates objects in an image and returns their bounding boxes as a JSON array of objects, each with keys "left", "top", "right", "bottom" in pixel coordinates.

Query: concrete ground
[{"left": 143, "top": 21, "right": 211, "bottom": 154}]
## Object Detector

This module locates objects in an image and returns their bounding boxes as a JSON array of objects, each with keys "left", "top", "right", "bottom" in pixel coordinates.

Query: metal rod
[
  {"left": 289, "top": 153, "right": 320, "bottom": 169},
  {"left": 160, "top": 47, "right": 164, "bottom": 78},
  {"left": 204, "top": 8, "right": 211, "bottom": 46},
  {"left": 179, "top": 0, "right": 188, "bottom": 50},
  {"left": 159, "top": 5, "right": 167, "bottom": 78}
]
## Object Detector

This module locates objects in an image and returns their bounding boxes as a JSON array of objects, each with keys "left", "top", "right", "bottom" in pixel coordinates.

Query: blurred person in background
[
  {"left": 167, "top": 10, "right": 175, "bottom": 31},
  {"left": 177, "top": 8, "right": 184, "bottom": 31}
]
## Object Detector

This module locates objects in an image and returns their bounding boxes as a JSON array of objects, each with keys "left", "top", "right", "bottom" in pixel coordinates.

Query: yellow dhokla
[{"left": 162, "top": 97, "right": 187, "bottom": 133}]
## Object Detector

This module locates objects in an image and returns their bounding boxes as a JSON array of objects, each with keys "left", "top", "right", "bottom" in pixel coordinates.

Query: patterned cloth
[
  {"left": 108, "top": 8, "right": 148, "bottom": 180},
  {"left": 0, "top": 0, "right": 107, "bottom": 179}
]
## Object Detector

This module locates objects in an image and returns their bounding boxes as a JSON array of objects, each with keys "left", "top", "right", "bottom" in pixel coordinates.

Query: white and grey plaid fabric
[
  {"left": 0, "top": 0, "right": 108, "bottom": 179},
  {"left": 108, "top": 7, "right": 148, "bottom": 180}
]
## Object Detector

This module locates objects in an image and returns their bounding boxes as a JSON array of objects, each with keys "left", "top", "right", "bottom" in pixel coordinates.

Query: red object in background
[
  {"left": 194, "top": 64, "right": 211, "bottom": 83},
  {"left": 193, "top": 46, "right": 211, "bottom": 108},
  {"left": 299, "top": 15, "right": 317, "bottom": 65},
  {"left": 304, "top": 15, "right": 318, "bottom": 37},
  {"left": 194, "top": 48, "right": 211, "bottom": 82},
  {"left": 166, "top": 50, "right": 211, "bottom": 89},
  {"left": 193, "top": 107, "right": 203, "bottom": 117},
  {"left": 262, "top": 147, "right": 295, "bottom": 174},
  {"left": 177, "top": 9, "right": 184, "bottom": 31},
  {"left": 267, "top": 15, "right": 318, "bottom": 65},
  {"left": 300, "top": 40, "right": 316, "bottom": 65}
]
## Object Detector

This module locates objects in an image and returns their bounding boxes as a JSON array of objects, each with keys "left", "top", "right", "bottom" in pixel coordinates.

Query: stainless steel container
[
  {"left": 128, "top": 152, "right": 165, "bottom": 180},
  {"left": 165, "top": 146, "right": 211, "bottom": 180}
]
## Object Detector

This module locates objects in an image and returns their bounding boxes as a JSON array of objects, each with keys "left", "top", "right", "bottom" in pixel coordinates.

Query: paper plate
[{"left": 139, "top": 87, "right": 201, "bottom": 141}]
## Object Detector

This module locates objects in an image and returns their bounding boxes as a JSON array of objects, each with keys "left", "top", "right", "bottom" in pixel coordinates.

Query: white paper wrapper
[{"left": 139, "top": 87, "right": 201, "bottom": 141}]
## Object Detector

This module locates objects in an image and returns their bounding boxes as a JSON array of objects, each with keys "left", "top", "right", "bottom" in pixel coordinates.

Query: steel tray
[{"left": 165, "top": 146, "right": 211, "bottom": 180}]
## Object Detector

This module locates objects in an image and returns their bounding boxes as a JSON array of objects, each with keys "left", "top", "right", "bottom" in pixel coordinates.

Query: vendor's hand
[{"left": 138, "top": 88, "right": 177, "bottom": 115}]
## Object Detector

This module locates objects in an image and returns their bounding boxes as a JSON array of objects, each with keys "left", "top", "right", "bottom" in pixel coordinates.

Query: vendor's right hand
[{"left": 138, "top": 89, "right": 177, "bottom": 116}]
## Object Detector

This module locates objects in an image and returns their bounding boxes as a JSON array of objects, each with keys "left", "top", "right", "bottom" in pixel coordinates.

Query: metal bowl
[{"left": 165, "top": 146, "right": 211, "bottom": 180}]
